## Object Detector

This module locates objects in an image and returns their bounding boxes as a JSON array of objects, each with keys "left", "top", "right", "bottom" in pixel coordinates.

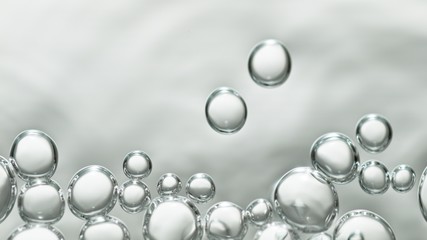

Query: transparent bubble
[
  {"left": 307, "top": 232, "right": 332, "bottom": 240},
  {"left": 205, "top": 201, "right": 247, "bottom": 240},
  {"left": 418, "top": 166, "right": 427, "bottom": 221},
  {"left": 68, "top": 165, "right": 118, "bottom": 219},
  {"left": 185, "top": 173, "right": 215, "bottom": 203},
  {"left": 18, "top": 179, "right": 64, "bottom": 224},
  {"left": 118, "top": 179, "right": 151, "bottom": 213},
  {"left": 0, "top": 156, "right": 17, "bottom": 223},
  {"left": 333, "top": 209, "right": 395, "bottom": 240},
  {"left": 8, "top": 224, "right": 65, "bottom": 240},
  {"left": 157, "top": 173, "right": 182, "bottom": 196},
  {"left": 10, "top": 130, "right": 58, "bottom": 180},
  {"left": 273, "top": 167, "right": 338, "bottom": 233},
  {"left": 205, "top": 87, "right": 247, "bottom": 134},
  {"left": 123, "top": 150, "right": 152, "bottom": 179},
  {"left": 80, "top": 215, "right": 130, "bottom": 240},
  {"left": 310, "top": 133, "right": 359, "bottom": 184},
  {"left": 390, "top": 164, "right": 415, "bottom": 193},
  {"left": 358, "top": 160, "right": 390, "bottom": 195},
  {"left": 143, "top": 196, "right": 202, "bottom": 240},
  {"left": 355, "top": 114, "right": 392, "bottom": 153},
  {"left": 248, "top": 39, "right": 291, "bottom": 87},
  {"left": 253, "top": 222, "right": 300, "bottom": 240},
  {"left": 246, "top": 198, "right": 273, "bottom": 227}
]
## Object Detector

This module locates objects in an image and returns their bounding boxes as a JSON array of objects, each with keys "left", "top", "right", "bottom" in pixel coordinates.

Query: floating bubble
[
  {"left": 355, "top": 114, "right": 392, "bottom": 153},
  {"left": 122, "top": 150, "right": 152, "bottom": 179},
  {"left": 205, "top": 87, "right": 247, "bottom": 134},
  {"left": 10, "top": 130, "right": 58, "bottom": 180},
  {"left": 246, "top": 198, "right": 273, "bottom": 227},
  {"left": 18, "top": 179, "right": 64, "bottom": 223},
  {"left": 157, "top": 173, "right": 182, "bottom": 196},
  {"left": 307, "top": 232, "right": 332, "bottom": 240},
  {"left": 418, "top": 166, "right": 427, "bottom": 221},
  {"left": 248, "top": 39, "right": 291, "bottom": 87},
  {"left": 68, "top": 165, "right": 118, "bottom": 219},
  {"left": 253, "top": 222, "right": 299, "bottom": 240},
  {"left": 273, "top": 167, "right": 338, "bottom": 233},
  {"left": 80, "top": 215, "right": 130, "bottom": 240},
  {"left": 185, "top": 173, "right": 215, "bottom": 203},
  {"left": 143, "top": 196, "right": 202, "bottom": 240},
  {"left": 0, "top": 156, "right": 17, "bottom": 223},
  {"left": 390, "top": 164, "right": 415, "bottom": 193},
  {"left": 118, "top": 179, "right": 151, "bottom": 213},
  {"left": 358, "top": 160, "right": 390, "bottom": 195},
  {"left": 310, "top": 133, "right": 359, "bottom": 184},
  {"left": 333, "top": 209, "right": 395, "bottom": 240},
  {"left": 205, "top": 201, "right": 247, "bottom": 240},
  {"left": 8, "top": 224, "right": 65, "bottom": 240}
]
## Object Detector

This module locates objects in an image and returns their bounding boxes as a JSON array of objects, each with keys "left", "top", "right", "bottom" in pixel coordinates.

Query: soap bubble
[
  {"left": 185, "top": 173, "right": 215, "bottom": 203},
  {"left": 118, "top": 179, "right": 151, "bottom": 213},
  {"left": 307, "top": 232, "right": 332, "bottom": 240},
  {"left": 253, "top": 222, "right": 300, "bottom": 240},
  {"left": 0, "top": 156, "right": 17, "bottom": 223},
  {"left": 246, "top": 198, "right": 273, "bottom": 227},
  {"left": 358, "top": 160, "right": 390, "bottom": 195},
  {"left": 418, "top": 166, "right": 427, "bottom": 221},
  {"left": 79, "top": 215, "right": 130, "bottom": 240},
  {"left": 390, "top": 164, "right": 415, "bottom": 193},
  {"left": 157, "top": 173, "right": 182, "bottom": 196},
  {"left": 122, "top": 150, "right": 152, "bottom": 179},
  {"left": 205, "top": 201, "right": 247, "bottom": 240},
  {"left": 8, "top": 224, "right": 64, "bottom": 240},
  {"left": 355, "top": 114, "right": 392, "bottom": 154}
]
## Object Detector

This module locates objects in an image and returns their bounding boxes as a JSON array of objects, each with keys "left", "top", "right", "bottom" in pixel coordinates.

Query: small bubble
[
  {"left": 123, "top": 151, "right": 152, "bottom": 179},
  {"left": 205, "top": 201, "right": 247, "bottom": 240},
  {"left": 8, "top": 224, "right": 65, "bottom": 240},
  {"left": 307, "top": 232, "right": 332, "bottom": 240},
  {"left": 248, "top": 39, "right": 291, "bottom": 87},
  {"left": 333, "top": 209, "right": 395, "bottom": 240},
  {"left": 246, "top": 198, "right": 273, "bottom": 227},
  {"left": 0, "top": 156, "right": 17, "bottom": 224},
  {"left": 418, "top": 166, "right": 427, "bottom": 221},
  {"left": 80, "top": 215, "right": 130, "bottom": 240},
  {"left": 10, "top": 130, "right": 58, "bottom": 180},
  {"left": 391, "top": 164, "right": 415, "bottom": 193},
  {"left": 157, "top": 173, "right": 182, "bottom": 196},
  {"left": 355, "top": 114, "right": 392, "bottom": 153},
  {"left": 358, "top": 160, "right": 390, "bottom": 195},
  {"left": 118, "top": 180, "right": 151, "bottom": 214},
  {"left": 253, "top": 222, "right": 299, "bottom": 240},
  {"left": 185, "top": 173, "right": 215, "bottom": 204},
  {"left": 310, "top": 133, "right": 359, "bottom": 184},
  {"left": 68, "top": 165, "right": 118, "bottom": 220},
  {"left": 273, "top": 167, "right": 338, "bottom": 233},
  {"left": 205, "top": 87, "right": 247, "bottom": 134}
]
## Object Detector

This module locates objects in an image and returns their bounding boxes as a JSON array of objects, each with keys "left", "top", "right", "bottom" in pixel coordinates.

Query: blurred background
[{"left": 1, "top": 0, "right": 427, "bottom": 239}]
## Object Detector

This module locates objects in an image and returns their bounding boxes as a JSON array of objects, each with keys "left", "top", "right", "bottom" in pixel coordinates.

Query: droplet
[
  {"left": 205, "top": 87, "right": 247, "bottom": 134},
  {"left": 8, "top": 224, "right": 65, "bottom": 240},
  {"left": 18, "top": 179, "right": 64, "bottom": 223},
  {"left": 253, "top": 222, "right": 300, "bottom": 240},
  {"left": 10, "top": 130, "right": 58, "bottom": 180},
  {"left": 355, "top": 114, "right": 392, "bottom": 153},
  {"left": 0, "top": 156, "right": 17, "bottom": 224},
  {"left": 358, "top": 160, "right": 390, "bottom": 195},
  {"left": 68, "top": 165, "right": 118, "bottom": 219},
  {"left": 143, "top": 196, "right": 202, "bottom": 240},
  {"left": 390, "top": 164, "right": 415, "bottom": 193},
  {"left": 246, "top": 198, "right": 273, "bottom": 227},
  {"left": 418, "top": 166, "right": 427, "bottom": 221},
  {"left": 118, "top": 179, "right": 151, "bottom": 213},
  {"left": 310, "top": 133, "right": 359, "bottom": 184},
  {"left": 205, "top": 201, "right": 247, "bottom": 240},
  {"left": 273, "top": 167, "right": 338, "bottom": 233},
  {"left": 122, "top": 151, "right": 152, "bottom": 179},
  {"left": 248, "top": 39, "right": 291, "bottom": 87},
  {"left": 185, "top": 173, "right": 215, "bottom": 203},
  {"left": 157, "top": 173, "right": 182, "bottom": 196},
  {"left": 307, "top": 232, "right": 332, "bottom": 240},
  {"left": 80, "top": 215, "right": 130, "bottom": 240},
  {"left": 333, "top": 209, "right": 395, "bottom": 240}
]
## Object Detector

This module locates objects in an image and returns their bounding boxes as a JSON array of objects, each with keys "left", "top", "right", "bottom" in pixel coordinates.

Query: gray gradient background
[{"left": 0, "top": 0, "right": 427, "bottom": 239}]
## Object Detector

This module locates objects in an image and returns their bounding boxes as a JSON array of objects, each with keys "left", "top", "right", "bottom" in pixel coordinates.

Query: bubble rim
[
  {"left": 253, "top": 221, "right": 300, "bottom": 240},
  {"left": 185, "top": 173, "right": 216, "bottom": 204},
  {"left": 418, "top": 166, "right": 427, "bottom": 221},
  {"left": 118, "top": 179, "right": 151, "bottom": 214},
  {"left": 79, "top": 215, "right": 130, "bottom": 240},
  {"left": 8, "top": 223, "right": 65, "bottom": 240},
  {"left": 122, "top": 150, "right": 152, "bottom": 179},
  {"left": 156, "top": 172, "right": 182, "bottom": 196},
  {"left": 358, "top": 160, "right": 390, "bottom": 195},
  {"left": 355, "top": 114, "right": 393, "bottom": 154},
  {"left": 0, "top": 156, "right": 17, "bottom": 224},
  {"left": 391, "top": 164, "right": 415, "bottom": 193},
  {"left": 245, "top": 198, "right": 273, "bottom": 227}
]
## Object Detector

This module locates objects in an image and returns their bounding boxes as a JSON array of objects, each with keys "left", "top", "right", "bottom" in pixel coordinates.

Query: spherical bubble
[
  {"left": 143, "top": 196, "right": 202, "bottom": 240},
  {"left": 205, "top": 87, "right": 247, "bottom": 134},
  {"left": 9, "top": 130, "right": 58, "bottom": 180},
  {"left": 248, "top": 39, "right": 291, "bottom": 87},
  {"left": 355, "top": 114, "right": 392, "bottom": 154},
  {"left": 246, "top": 198, "right": 273, "bottom": 227},
  {"left": 205, "top": 201, "right": 247, "bottom": 240},
  {"left": 307, "top": 232, "right": 332, "bottom": 240},
  {"left": 122, "top": 151, "right": 152, "bottom": 179},
  {"left": 0, "top": 156, "right": 17, "bottom": 224},
  {"left": 157, "top": 173, "right": 182, "bottom": 196},
  {"left": 80, "top": 215, "right": 130, "bottom": 240},
  {"left": 253, "top": 222, "right": 300, "bottom": 240},
  {"left": 118, "top": 180, "right": 151, "bottom": 213},
  {"left": 68, "top": 165, "right": 118, "bottom": 220},
  {"left": 18, "top": 179, "right": 64, "bottom": 224},
  {"left": 310, "top": 132, "right": 359, "bottom": 184},
  {"left": 8, "top": 224, "right": 65, "bottom": 240},
  {"left": 391, "top": 164, "right": 415, "bottom": 193},
  {"left": 418, "top": 166, "right": 427, "bottom": 221},
  {"left": 185, "top": 173, "right": 215, "bottom": 204},
  {"left": 273, "top": 167, "right": 338, "bottom": 233},
  {"left": 358, "top": 160, "right": 390, "bottom": 195},
  {"left": 333, "top": 209, "right": 395, "bottom": 240}
]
